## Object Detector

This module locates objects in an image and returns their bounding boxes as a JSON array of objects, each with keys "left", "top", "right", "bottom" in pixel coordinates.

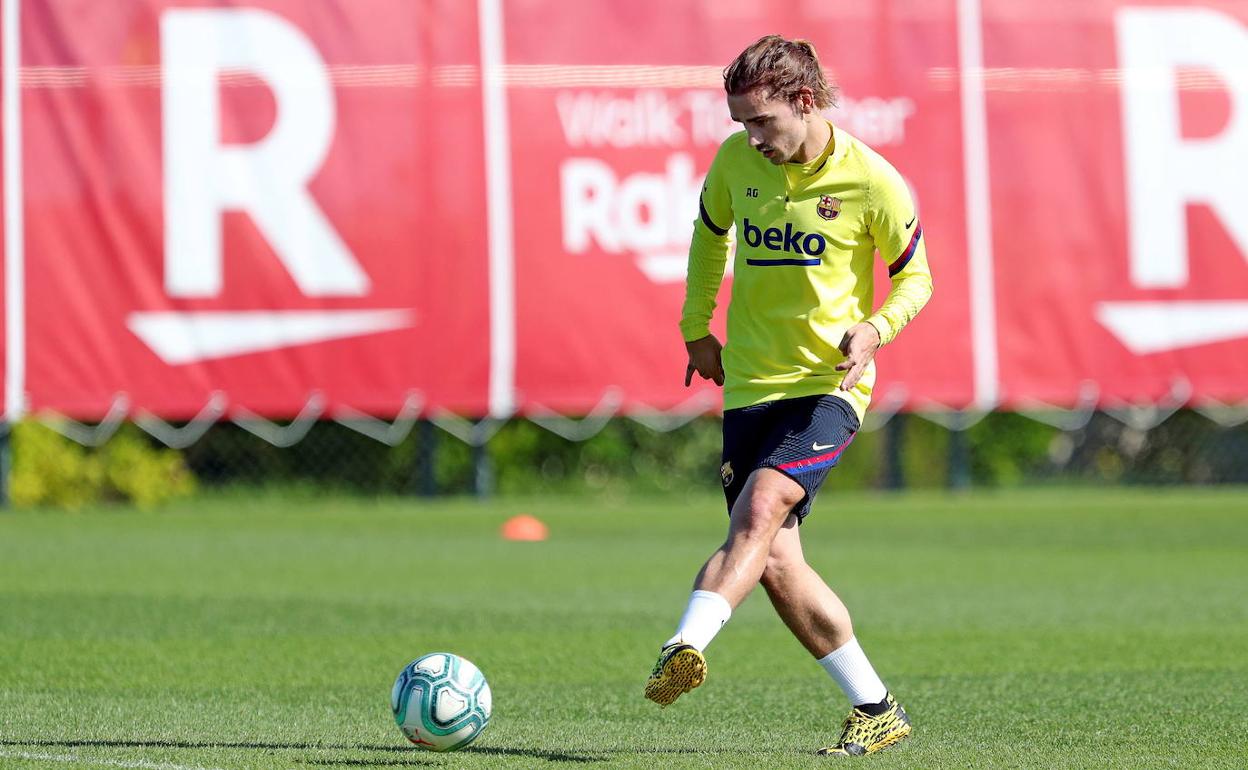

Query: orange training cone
[{"left": 501, "top": 514, "right": 548, "bottom": 541}]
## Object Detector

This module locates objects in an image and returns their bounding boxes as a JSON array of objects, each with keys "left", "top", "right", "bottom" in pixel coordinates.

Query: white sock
[
  {"left": 817, "top": 636, "right": 888, "bottom": 705},
  {"left": 663, "top": 590, "right": 732, "bottom": 652}
]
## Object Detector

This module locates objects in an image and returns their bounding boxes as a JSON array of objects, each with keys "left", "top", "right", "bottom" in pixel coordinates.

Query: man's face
[{"left": 727, "top": 87, "right": 810, "bottom": 165}]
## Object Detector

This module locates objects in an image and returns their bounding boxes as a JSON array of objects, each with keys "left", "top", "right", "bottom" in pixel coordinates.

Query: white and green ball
[{"left": 391, "top": 652, "right": 492, "bottom": 752}]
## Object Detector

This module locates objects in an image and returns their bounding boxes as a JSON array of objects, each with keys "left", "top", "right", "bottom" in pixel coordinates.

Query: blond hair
[{"left": 723, "top": 35, "right": 837, "bottom": 109}]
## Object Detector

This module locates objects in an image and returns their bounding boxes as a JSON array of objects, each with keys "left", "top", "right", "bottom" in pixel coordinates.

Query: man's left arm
[
  {"left": 864, "top": 161, "right": 933, "bottom": 346},
  {"left": 837, "top": 160, "right": 934, "bottom": 390}
]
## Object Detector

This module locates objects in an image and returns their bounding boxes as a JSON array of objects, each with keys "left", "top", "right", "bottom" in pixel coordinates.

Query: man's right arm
[
  {"left": 680, "top": 150, "right": 733, "bottom": 344},
  {"left": 680, "top": 150, "right": 734, "bottom": 385}
]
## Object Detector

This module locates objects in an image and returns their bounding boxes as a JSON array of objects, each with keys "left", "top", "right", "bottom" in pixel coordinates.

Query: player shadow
[
  {"left": 0, "top": 738, "right": 606, "bottom": 765},
  {"left": 298, "top": 746, "right": 779, "bottom": 765},
  {"left": 299, "top": 747, "right": 608, "bottom": 765},
  {"left": 465, "top": 746, "right": 607, "bottom": 763}
]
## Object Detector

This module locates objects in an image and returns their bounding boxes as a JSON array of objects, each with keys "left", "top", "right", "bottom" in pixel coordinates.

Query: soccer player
[{"left": 644, "top": 35, "right": 933, "bottom": 757}]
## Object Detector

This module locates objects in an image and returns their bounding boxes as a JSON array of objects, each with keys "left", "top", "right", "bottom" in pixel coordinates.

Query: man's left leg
[{"left": 760, "top": 518, "right": 911, "bottom": 756}]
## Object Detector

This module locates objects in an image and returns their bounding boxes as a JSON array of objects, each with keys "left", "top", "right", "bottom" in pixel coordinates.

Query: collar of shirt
[{"left": 782, "top": 120, "right": 841, "bottom": 186}]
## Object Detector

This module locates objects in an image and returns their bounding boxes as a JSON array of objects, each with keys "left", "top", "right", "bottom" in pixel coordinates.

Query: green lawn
[{"left": 1, "top": 488, "right": 1246, "bottom": 769}]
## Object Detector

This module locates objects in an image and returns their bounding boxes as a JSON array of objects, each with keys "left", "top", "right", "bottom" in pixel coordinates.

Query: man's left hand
[{"left": 836, "top": 322, "right": 881, "bottom": 391}]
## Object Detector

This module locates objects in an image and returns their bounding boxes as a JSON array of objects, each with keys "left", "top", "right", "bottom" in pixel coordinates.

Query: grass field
[{"left": 1, "top": 487, "right": 1246, "bottom": 770}]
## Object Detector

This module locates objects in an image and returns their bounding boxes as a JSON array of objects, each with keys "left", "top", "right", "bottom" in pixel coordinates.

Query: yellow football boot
[
  {"left": 817, "top": 694, "right": 912, "bottom": 757},
  {"left": 643, "top": 643, "right": 706, "bottom": 707}
]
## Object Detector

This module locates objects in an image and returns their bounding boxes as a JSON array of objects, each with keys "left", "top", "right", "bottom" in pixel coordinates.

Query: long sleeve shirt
[{"left": 680, "top": 122, "right": 933, "bottom": 421}]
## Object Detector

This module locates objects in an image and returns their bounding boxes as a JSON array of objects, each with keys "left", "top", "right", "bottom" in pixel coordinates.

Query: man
[{"left": 644, "top": 35, "right": 933, "bottom": 757}]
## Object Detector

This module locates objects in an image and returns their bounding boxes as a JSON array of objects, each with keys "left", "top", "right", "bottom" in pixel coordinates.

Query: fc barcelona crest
[{"left": 816, "top": 195, "right": 842, "bottom": 220}]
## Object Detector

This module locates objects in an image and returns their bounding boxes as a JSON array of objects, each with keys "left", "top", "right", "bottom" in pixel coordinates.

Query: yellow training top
[{"left": 680, "top": 122, "right": 933, "bottom": 421}]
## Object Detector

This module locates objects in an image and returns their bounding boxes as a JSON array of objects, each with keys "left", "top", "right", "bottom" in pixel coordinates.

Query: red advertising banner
[
  {"left": 982, "top": 0, "right": 1248, "bottom": 408},
  {"left": 19, "top": 0, "right": 491, "bottom": 419},
  {"left": 3, "top": 0, "right": 1246, "bottom": 421},
  {"left": 507, "top": 0, "right": 974, "bottom": 414}
]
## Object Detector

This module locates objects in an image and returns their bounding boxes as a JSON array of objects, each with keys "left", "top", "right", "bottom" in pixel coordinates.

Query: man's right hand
[{"left": 684, "top": 335, "right": 725, "bottom": 387}]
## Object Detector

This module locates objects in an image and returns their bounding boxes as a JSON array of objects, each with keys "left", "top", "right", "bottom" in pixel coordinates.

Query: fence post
[
  {"left": 417, "top": 419, "right": 438, "bottom": 497},
  {"left": 948, "top": 427, "right": 971, "bottom": 490},
  {"left": 884, "top": 413, "right": 905, "bottom": 490},
  {"left": 472, "top": 441, "right": 493, "bottom": 498}
]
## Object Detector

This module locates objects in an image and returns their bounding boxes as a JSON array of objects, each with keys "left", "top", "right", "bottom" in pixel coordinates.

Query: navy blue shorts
[{"left": 720, "top": 394, "right": 860, "bottom": 523}]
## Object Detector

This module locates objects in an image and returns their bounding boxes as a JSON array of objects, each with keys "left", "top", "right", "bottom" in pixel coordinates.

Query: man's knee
[
  {"left": 760, "top": 544, "right": 803, "bottom": 592},
  {"left": 759, "top": 560, "right": 785, "bottom": 594},
  {"left": 728, "top": 471, "right": 804, "bottom": 546},
  {"left": 734, "top": 500, "right": 792, "bottom": 544},
  {"left": 746, "top": 475, "right": 803, "bottom": 518}
]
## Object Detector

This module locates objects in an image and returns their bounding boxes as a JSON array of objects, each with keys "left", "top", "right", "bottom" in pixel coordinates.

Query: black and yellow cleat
[
  {"left": 643, "top": 643, "right": 706, "bottom": 707},
  {"left": 816, "top": 694, "right": 912, "bottom": 757}
]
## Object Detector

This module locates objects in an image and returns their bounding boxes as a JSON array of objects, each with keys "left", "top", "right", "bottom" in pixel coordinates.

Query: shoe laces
[
  {"left": 837, "top": 708, "right": 883, "bottom": 745},
  {"left": 649, "top": 646, "right": 674, "bottom": 677}
]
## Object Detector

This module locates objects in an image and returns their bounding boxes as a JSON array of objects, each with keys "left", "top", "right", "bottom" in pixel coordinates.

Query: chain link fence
[{"left": 4, "top": 386, "right": 1247, "bottom": 508}]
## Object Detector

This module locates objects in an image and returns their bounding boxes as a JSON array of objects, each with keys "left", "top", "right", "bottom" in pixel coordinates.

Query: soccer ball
[{"left": 391, "top": 652, "right": 492, "bottom": 752}]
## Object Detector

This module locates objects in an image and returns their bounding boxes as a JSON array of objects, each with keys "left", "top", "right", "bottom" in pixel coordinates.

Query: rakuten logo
[
  {"left": 562, "top": 153, "right": 700, "bottom": 252},
  {"left": 1097, "top": 7, "right": 1248, "bottom": 354},
  {"left": 561, "top": 153, "right": 708, "bottom": 283},
  {"left": 126, "top": 7, "right": 413, "bottom": 366},
  {"left": 741, "top": 219, "right": 827, "bottom": 256}
]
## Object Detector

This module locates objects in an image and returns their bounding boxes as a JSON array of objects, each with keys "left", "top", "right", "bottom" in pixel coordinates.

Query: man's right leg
[
  {"left": 691, "top": 467, "right": 806, "bottom": 606},
  {"left": 645, "top": 468, "right": 803, "bottom": 707}
]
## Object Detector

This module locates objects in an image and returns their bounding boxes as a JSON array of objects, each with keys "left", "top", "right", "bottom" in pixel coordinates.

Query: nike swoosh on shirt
[
  {"left": 812, "top": 442, "right": 837, "bottom": 451},
  {"left": 905, "top": 215, "right": 916, "bottom": 229}
]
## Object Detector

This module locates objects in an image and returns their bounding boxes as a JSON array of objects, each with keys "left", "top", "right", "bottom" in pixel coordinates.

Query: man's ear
[{"left": 794, "top": 88, "right": 816, "bottom": 115}]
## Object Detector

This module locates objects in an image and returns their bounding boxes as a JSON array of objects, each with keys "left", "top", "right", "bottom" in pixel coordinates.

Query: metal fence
[{"left": 5, "top": 383, "right": 1247, "bottom": 508}]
